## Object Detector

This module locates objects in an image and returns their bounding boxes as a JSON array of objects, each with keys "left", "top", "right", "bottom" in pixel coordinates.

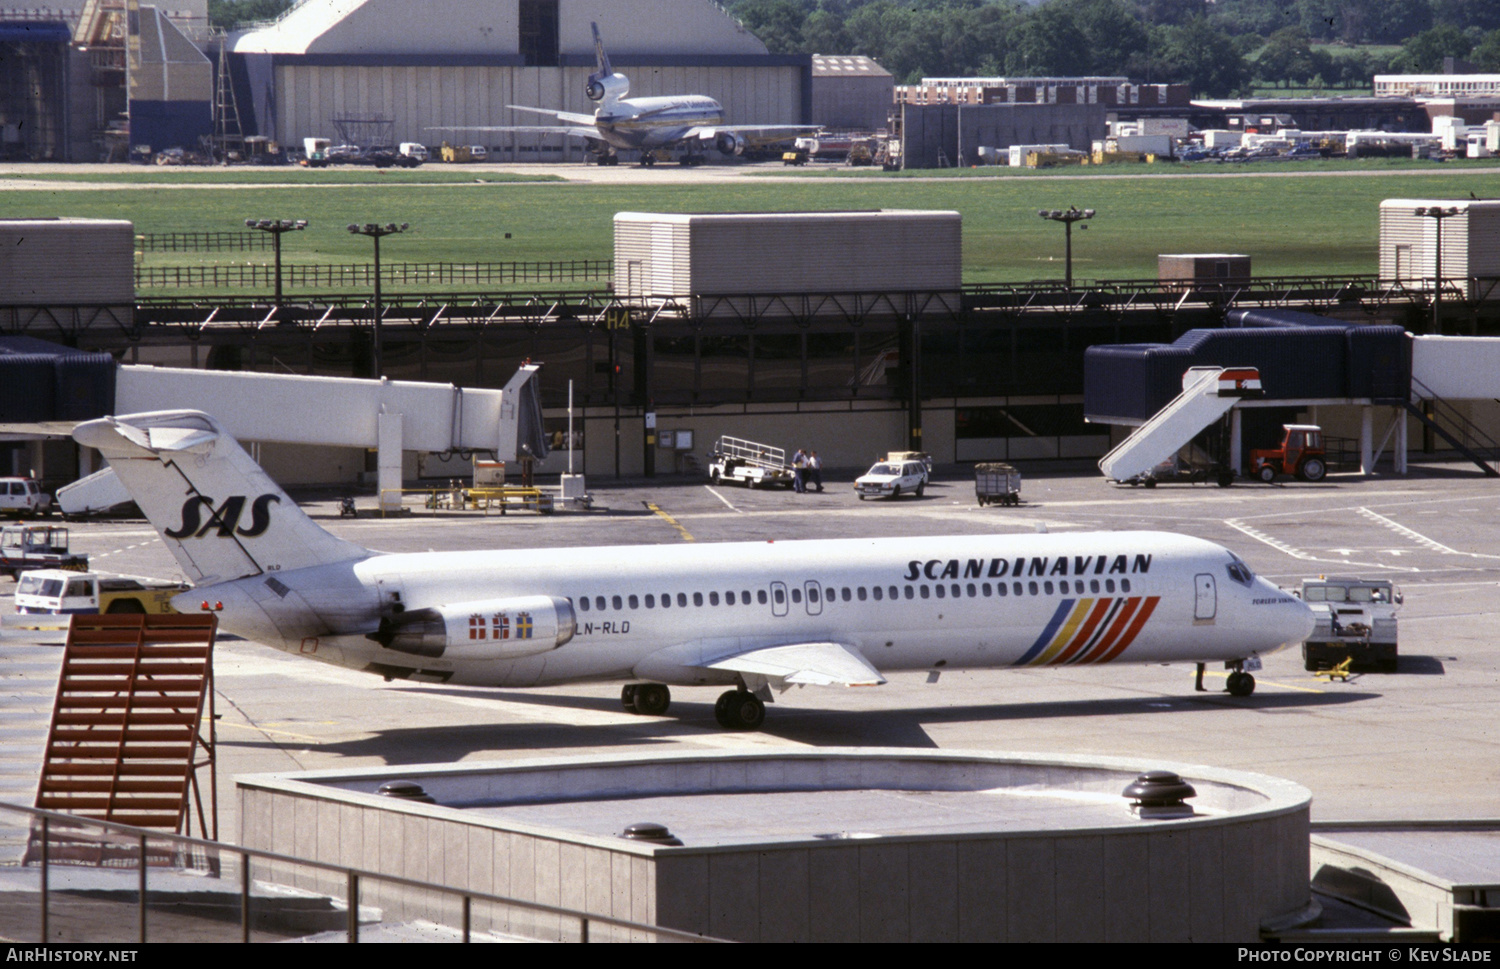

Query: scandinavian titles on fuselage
[{"left": 903, "top": 554, "right": 1152, "bottom": 582}]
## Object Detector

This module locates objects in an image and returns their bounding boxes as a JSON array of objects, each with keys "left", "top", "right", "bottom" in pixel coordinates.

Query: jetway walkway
[
  {"left": 50, "top": 363, "right": 548, "bottom": 515},
  {"left": 1098, "top": 367, "right": 1262, "bottom": 483}
]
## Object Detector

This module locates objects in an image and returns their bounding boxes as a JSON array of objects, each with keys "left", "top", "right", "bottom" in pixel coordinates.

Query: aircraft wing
[
  {"left": 681, "top": 125, "right": 822, "bottom": 144},
  {"left": 425, "top": 124, "right": 599, "bottom": 140},
  {"left": 704, "top": 641, "right": 886, "bottom": 688}
]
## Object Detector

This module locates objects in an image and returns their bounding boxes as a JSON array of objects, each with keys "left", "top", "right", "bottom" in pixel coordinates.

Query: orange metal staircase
[{"left": 25, "top": 614, "right": 218, "bottom": 867}]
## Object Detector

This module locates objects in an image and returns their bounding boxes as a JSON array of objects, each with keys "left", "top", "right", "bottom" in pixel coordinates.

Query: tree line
[
  {"left": 726, "top": 0, "right": 1500, "bottom": 96},
  {"left": 204, "top": 0, "right": 1500, "bottom": 98}
]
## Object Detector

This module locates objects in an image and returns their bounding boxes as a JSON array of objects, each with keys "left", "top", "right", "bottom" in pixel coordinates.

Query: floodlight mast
[
  {"left": 346, "top": 222, "right": 410, "bottom": 377},
  {"left": 1037, "top": 206, "right": 1095, "bottom": 290},
  {"left": 1415, "top": 205, "right": 1459, "bottom": 332},
  {"left": 243, "top": 218, "right": 308, "bottom": 311}
]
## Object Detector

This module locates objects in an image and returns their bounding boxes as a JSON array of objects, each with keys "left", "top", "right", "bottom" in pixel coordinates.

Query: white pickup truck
[
  {"left": 13, "top": 569, "right": 188, "bottom": 617},
  {"left": 1298, "top": 576, "right": 1401, "bottom": 672}
]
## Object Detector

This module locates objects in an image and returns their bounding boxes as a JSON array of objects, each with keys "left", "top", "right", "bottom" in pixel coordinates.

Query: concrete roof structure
[{"left": 233, "top": 0, "right": 769, "bottom": 57}]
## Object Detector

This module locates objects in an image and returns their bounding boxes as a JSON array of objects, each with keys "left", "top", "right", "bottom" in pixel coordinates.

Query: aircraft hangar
[{"left": 230, "top": 0, "right": 812, "bottom": 161}]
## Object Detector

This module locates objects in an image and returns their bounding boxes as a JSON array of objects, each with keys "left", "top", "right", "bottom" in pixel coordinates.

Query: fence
[
  {"left": 136, "top": 232, "right": 273, "bottom": 252},
  {"left": 134, "top": 260, "right": 612, "bottom": 289},
  {"left": 0, "top": 801, "right": 715, "bottom": 944}
]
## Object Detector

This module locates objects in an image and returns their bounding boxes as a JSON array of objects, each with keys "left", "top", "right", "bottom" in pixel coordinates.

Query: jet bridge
[
  {"left": 0, "top": 337, "right": 548, "bottom": 514},
  {"left": 1097, "top": 367, "right": 1263, "bottom": 484}
]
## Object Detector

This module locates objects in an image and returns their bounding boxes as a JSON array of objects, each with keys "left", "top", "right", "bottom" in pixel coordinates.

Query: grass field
[{"left": 4, "top": 164, "right": 1499, "bottom": 289}]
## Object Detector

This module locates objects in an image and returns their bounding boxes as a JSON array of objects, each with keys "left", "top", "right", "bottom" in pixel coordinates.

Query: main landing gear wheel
[
  {"left": 715, "top": 690, "right": 765, "bottom": 730},
  {"left": 621, "top": 684, "right": 639, "bottom": 711},
  {"left": 634, "top": 683, "right": 671, "bottom": 715},
  {"left": 1226, "top": 671, "right": 1256, "bottom": 697}
]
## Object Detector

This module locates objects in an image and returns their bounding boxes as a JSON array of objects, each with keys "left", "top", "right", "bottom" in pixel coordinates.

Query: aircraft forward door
[{"left": 1194, "top": 573, "right": 1217, "bottom": 623}]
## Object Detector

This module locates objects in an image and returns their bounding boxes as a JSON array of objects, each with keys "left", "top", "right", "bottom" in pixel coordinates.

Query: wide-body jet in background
[
  {"left": 430, "top": 22, "right": 820, "bottom": 166},
  {"left": 75, "top": 410, "right": 1315, "bottom": 730}
]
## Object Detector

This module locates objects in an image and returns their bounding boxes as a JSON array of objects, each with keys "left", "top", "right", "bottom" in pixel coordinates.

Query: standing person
[
  {"left": 809, "top": 450, "right": 824, "bottom": 492},
  {"left": 792, "top": 448, "right": 808, "bottom": 493}
]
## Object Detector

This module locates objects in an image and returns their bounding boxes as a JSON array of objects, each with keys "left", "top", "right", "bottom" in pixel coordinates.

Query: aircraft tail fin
[
  {"left": 591, "top": 21, "right": 611, "bottom": 77},
  {"left": 73, "top": 411, "right": 368, "bottom": 586}
]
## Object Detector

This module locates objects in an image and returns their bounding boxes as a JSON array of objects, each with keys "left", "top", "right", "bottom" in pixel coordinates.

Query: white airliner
[
  {"left": 431, "top": 22, "right": 819, "bottom": 166},
  {"left": 74, "top": 410, "right": 1315, "bottom": 730}
]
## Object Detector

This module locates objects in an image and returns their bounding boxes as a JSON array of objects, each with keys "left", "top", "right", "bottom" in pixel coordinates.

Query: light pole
[
  {"left": 346, "top": 222, "right": 409, "bottom": 377},
  {"left": 1415, "top": 205, "right": 1459, "bottom": 332},
  {"left": 244, "top": 218, "right": 307, "bottom": 311},
  {"left": 1038, "top": 206, "right": 1095, "bottom": 290}
]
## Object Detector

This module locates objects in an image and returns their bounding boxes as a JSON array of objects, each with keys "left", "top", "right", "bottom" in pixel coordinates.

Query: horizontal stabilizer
[
  {"left": 706, "top": 641, "right": 885, "bottom": 688},
  {"left": 505, "top": 105, "right": 600, "bottom": 127}
]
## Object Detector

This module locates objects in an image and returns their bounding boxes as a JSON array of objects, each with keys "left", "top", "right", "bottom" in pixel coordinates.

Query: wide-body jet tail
[
  {"left": 73, "top": 411, "right": 368, "bottom": 586},
  {"left": 591, "top": 21, "right": 611, "bottom": 77}
]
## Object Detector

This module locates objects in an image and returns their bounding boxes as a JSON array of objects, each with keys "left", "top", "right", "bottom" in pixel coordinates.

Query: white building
[{"left": 230, "top": 0, "right": 811, "bottom": 160}]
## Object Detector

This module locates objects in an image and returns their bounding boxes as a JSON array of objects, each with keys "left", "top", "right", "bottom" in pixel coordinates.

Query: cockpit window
[{"left": 1225, "top": 553, "right": 1254, "bottom": 588}]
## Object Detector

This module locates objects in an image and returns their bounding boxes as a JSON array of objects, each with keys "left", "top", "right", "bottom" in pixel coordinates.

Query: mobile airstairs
[{"left": 1098, "top": 367, "right": 1264, "bottom": 484}]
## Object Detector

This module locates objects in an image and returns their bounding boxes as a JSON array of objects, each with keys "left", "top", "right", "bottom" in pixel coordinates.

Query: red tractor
[{"left": 1250, "top": 424, "right": 1327, "bottom": 483}]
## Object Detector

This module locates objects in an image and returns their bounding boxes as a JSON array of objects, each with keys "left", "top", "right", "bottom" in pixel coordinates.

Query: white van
[{"left": 0, "top": 478, "right": 51, "bottom": 517}]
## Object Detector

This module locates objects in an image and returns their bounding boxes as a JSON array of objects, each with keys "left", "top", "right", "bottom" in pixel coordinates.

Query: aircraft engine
[
  {"left": 585, "top": 72, "right": 629, "bottom": 103},
  {"left": 716, "top": 132, "right": 748, "bottom": 156},
  {"left": 367, "top": 595, "right": 576, "bottom": 661}
]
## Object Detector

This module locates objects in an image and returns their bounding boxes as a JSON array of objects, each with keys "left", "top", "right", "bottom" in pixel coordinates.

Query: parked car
[
  {"left": 854, "top": 460, "right": 928, "bottom": 500},
  {"left": 0, "top": 478, "right": 51, "bottom": 517}
]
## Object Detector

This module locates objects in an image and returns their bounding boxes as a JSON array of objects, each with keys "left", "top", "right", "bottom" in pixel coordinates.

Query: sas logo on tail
[{"left": 165, "top": 494, "right": 279, "bottom": 539}]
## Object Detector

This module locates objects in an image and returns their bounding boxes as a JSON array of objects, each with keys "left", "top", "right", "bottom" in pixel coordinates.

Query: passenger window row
[{"left": 573, "top": 578, "right": 1132, "bottom": 612}]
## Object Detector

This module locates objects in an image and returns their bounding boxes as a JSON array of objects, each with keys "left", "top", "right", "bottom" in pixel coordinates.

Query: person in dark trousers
[
  {"left": 792, "top": 448, "right": 808, "bottom": 493},
  {"left": 808, "top": 450, "right": 824, "bottom": 492}
]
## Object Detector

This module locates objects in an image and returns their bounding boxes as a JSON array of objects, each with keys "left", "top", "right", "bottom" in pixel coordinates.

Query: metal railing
[
  {"left": 137, "top": 231, "right": 272, "bottom": 253},
  {"left": 134, "top": 260, "right": 612, "bottom": 289},
  {"left": 0, "top": 801, "right": 716, "bottom": 944}
]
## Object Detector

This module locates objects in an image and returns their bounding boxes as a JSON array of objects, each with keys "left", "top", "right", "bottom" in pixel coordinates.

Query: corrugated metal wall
[
  {"left": 0, "top": 219, "right": 134, "bottom": 304},
  {"left": 272, "top": 63, "right": 804, "bottom": 155},
  {"left": 1379, "top": 199, "right": 1500, "bottom": 299}
]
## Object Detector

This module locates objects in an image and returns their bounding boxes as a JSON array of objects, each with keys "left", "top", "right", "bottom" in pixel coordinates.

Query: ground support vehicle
[
  {"left": 855, "top": 459, "right": 928, "bottom": 500},
  {"left": 0, "top": 525, "right": 86, "bottom": 579},
  {"left": 13, "top": 569, "right": 187, "bottom": 617},
  {"left": 1298, "top": 576, "right": 1400, "bottom": 672},
  {"left": 708, "top": 436, "right": 794, "bottom": 489},
  {"left": 1251, "top": 424, "right": 1327, "bottom": 483},
  {"left": 0, "top": 478, "right": 52, "bottom": 517},
  {"left": 975, "top": 463, "right": 1021, "bottom": 506}
]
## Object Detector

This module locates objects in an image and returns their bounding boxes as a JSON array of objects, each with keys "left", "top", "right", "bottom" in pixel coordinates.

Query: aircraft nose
[{"left": 1261, "top": 579, "right": 1316, "bottom": 648}]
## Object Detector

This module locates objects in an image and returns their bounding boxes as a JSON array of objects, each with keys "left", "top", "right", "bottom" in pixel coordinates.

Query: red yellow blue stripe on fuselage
[{"left": 1013, "top": 596, "right": 1161, "bottom": 666}]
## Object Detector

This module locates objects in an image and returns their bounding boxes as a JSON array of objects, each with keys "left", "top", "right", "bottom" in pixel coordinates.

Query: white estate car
[
  {"left": 0, "top": 478, "right": 51, "bottom": 517},
  {"left": 854, "top": 460, "right": 928, "bottom": 500}
]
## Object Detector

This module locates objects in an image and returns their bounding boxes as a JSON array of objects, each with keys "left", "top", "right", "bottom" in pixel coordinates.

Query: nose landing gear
[{"left": 1194, "top": 662, "right": 1258, "bottom": 697}]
